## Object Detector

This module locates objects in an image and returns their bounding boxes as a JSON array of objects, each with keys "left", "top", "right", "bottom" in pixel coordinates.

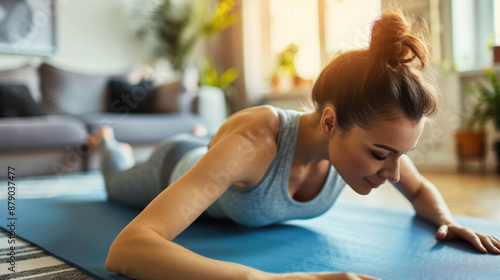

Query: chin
[
  {"left": 347, "top": 180, "right": 373, "bottom": 196},
  {"left": 350, "top": 186, "right": 372, "bottom": 196}
]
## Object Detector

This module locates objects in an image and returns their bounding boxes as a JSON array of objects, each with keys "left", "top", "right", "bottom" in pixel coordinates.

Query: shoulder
[
  {"left": 227, "top": 105, "right": 280, "bottom": 132},
  {"left": 211, "top": 105, "right": 281, "bottom": 148}
]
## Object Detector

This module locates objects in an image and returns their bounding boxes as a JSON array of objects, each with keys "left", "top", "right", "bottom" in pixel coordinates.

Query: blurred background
[{"left": 0, "top": 0, "right": 498, "bottom": 219}]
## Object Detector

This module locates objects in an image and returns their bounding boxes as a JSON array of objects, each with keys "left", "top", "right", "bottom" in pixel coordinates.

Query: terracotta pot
[
  {"left": 454, "top": 130, "right": 486, "bottom": 160},
  {"left": 494, "top": 46, "right": 500, "bottom": 63},
  {"left": 495, "top": 141, "right": 500, "bottom": 173}
]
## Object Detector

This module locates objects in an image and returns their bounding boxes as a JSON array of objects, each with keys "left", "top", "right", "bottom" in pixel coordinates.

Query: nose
[{"left": 379, "top": 158, "right": 400, "bottom": 183}]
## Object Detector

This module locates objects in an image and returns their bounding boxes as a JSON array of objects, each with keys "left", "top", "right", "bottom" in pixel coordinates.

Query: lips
[{"left": 365, "top": 178, "right": 382, "bottom": 189}]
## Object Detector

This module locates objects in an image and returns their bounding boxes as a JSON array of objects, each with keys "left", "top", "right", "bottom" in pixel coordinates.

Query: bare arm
[
  {"left": 394, "top": 155, "right": 500, "bottom": 254},
  {"left": 393, "top": 155, "right": 455, "bottom": 227}
]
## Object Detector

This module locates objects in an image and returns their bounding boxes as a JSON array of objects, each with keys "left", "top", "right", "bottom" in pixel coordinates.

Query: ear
[{"left": 320, "top": 106, "right": 337, "bottom": 136}]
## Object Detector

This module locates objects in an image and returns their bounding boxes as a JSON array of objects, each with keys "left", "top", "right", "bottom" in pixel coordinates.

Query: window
[
  {"left": 452, "top": 0, "right": 494, "bottom": 71},
  {"left": 269, "top": 0, "right": 321, "bottom": 80},
  {"left": 243, "top": 0, "right": 381, "bottom": 99}
]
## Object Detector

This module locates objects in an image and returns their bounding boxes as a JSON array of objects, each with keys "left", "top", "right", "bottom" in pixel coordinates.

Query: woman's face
[{"left": 328, "top": 117, "right": 425, "bottom": 195}]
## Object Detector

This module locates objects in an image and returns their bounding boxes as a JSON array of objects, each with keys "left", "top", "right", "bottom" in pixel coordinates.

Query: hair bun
[{"left": 369, "top": 9, "right": 428, "bottom": 69}]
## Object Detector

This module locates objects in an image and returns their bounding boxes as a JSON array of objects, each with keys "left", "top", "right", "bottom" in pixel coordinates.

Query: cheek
[{"left": 329, "top": 139, "right": 379, "bottom": 176}]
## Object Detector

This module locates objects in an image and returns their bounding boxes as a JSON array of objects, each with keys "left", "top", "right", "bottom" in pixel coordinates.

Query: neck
[{"left": 294, "top": 111, "right": 330, "bottom": 165}]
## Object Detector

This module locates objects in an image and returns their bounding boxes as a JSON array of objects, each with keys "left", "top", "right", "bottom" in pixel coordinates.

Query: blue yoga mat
[{"left": 1, "top": 177, "right": 499, "bottom": 279}]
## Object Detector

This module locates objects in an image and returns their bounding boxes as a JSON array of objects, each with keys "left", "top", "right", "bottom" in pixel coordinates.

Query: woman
[{"left": 98, "top": 9, "right": 500, "bottom": 280}]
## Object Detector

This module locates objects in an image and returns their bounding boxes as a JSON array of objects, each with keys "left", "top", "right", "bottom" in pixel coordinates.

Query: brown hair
[{"left": 311, "top": 8, "right": 439, "bottom": 131}]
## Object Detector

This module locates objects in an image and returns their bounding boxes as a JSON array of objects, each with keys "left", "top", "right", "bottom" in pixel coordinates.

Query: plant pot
[
  {"left": 455, "top": 130, "right": 486, "bottom": 172},
  {"left": 455, "top": 130, "right": 486, "bottom": 159},
  {"left": 494, "top": 46, "right": 500, "bottom": 63},
  {"left": 495, "top": 140, "right": 500, "bottom": 174}
]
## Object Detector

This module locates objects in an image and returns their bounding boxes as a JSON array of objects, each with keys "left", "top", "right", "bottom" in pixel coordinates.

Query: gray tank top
[{"left": 169, "top": 107, "right": 346, "bottom": 227}]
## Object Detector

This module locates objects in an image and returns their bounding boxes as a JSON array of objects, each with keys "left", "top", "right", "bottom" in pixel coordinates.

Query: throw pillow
[
  {"left": 109, "top": 79, "right": 156, "bottom": 114},
  {"left": 0, "top": 65, "right": 41, "bottom": 102},
  {"left": 0, "top": 84, "right": 47, "bottom": 118},
  {"left": 153, "top": 78, "right": 186, "bottom": 113}
]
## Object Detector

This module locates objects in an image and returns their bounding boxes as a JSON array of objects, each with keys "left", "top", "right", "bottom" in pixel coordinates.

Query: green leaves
[
  {"left": 200, "top": 0, "right": 239, "bottom": 37},
  {"left": 134, "top": 0, "right": 239, "bottom": 72},
  {"left": 274, "top": 43, "right": 299, "bottom": 77},
  {"left": 468, "top": 69, "right": 500, "bottom": 131},
  {"left": 201, "top": 60, "right": 238, "bottom": 90},
  {"left": 135, "top": 0, "right": 194, "bottom": 71}
]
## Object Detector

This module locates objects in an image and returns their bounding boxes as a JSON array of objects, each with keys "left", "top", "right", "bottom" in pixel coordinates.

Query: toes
[
  {"left": 191, "top": 125, "right": 208, "bottom": 136},
  {"left": 100, "top": 126, "right": 115, "bottom": 140},
  {"left": 121, "top": 143, "right": 133, "bottom": 153}
]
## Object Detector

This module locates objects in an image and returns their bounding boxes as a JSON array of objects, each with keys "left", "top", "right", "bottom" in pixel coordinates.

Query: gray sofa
[{"left": 0, "top": 64, "right": 226, "bottom": 178}]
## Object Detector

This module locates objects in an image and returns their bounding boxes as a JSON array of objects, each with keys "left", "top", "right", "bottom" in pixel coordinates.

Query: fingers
[
  {"left": 444, "top": 225, "right": 486, "bottom": 253},
  {"left": 492, "top": 235, "right": 500, "bottom": 245},
  {"left": 439, "top": 224, "right": 500, "bottom": 254},
  {"left": 460, "top": 228, "right": 500, "bottom": 254},
  {"left": 479, "top": 235, "right": 500, "bottom": 254},
  {"left": 491, "top": 236, "right": 500, "bottom": 253},
  {"left": 461, "top": 228, "right": 488, "bottom": 253}
]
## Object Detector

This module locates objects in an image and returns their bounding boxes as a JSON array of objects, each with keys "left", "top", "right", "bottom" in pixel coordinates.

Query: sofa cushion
[
  {"left": 109, "top": 79, "right": 156, "bottom": 114},
  {"left": 0, "top": 84, "right": 47, "bottom": 118},
  {"left": 39, "top": 63, "right": 127, "bottom": 116},
  {"left": 0, "top": 115, "right": 87, "bottom": 151},
  {"left": 0, "top": 65, "right": 41, "bottom": 102},
  {"left": 153, "top": 79, "right": 186, "bottom": 113},
  {"left": 81, "top": 112, "right": 204, "bottom": 144}
]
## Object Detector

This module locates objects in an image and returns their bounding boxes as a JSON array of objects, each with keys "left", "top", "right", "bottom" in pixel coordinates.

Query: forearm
[
  {"left": 106, "top": 227, "right": 268, "bottom": 280},
  {"left": 410, "top": 180, "right": 457, "bottom": 227}
]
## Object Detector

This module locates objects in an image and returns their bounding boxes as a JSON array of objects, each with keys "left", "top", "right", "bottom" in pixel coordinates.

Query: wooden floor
[{"left": 339, "top": 171, "right": 500, "bottom": 221}]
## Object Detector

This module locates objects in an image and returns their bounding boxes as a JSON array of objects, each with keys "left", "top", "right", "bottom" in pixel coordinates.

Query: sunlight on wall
[
  {"left": 268, "top": 0, "right": 381, "bottom": 80},
  {"left": 324, "top": 0, "right": 381, "bottom": 57},
  {"left": 269, "top": 0, "right": 321, "bottom": 80}
]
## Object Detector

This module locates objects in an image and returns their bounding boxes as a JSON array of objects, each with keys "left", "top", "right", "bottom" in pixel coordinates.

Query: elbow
[
  {"left": 105, "top": 225, "right": 161, "bottom": 277},
  {"left": 105, "top": 256, "right": 116, "bottom": 274},
  {"left": 105, "top": 228, "right": 136, "bottom": 275},
  {"left": 105, "top": 238, "right": 122, "bottom": 273}
]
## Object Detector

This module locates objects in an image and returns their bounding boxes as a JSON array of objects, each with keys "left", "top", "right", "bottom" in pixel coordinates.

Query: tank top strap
[{"left": 271, "top": 106, "right": 303, "bottom": 168}]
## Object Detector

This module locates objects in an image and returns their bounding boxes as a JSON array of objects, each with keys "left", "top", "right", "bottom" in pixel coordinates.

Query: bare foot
[
  {"left": 191, "top": 124, "right": 208, "bottom": 137},
  {"left": 85, "top": 126, "right": 115, "bottom": 149}
]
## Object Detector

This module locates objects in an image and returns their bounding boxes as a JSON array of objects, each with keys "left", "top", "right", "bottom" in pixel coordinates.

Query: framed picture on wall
[{"left": 0, "top": 0, "right": 56, "bottom": 56}]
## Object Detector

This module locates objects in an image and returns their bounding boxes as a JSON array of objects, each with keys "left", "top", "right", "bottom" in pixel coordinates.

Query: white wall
[{"left": 0, "top": 0, "right": 155, "bottom": 74}]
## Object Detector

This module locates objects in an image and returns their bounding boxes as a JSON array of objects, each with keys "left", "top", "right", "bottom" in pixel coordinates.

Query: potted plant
[
  {"left": 134, "top": 0, "right": 197, "bottom": 73},
  {"left": 487, "top": 31, "right": 500, "bottom": 64},
  {"left": 134, "top": 0, "right": 239, "bottom": 90},
  {"left": 464, "top": 69, "right": 500, "bottom": 173},
  {"left": 271, "top": 43, "right": 300, "bottom": 92},
  {"left": 200, "top": 59, "right": 238, "bottom": 116}
]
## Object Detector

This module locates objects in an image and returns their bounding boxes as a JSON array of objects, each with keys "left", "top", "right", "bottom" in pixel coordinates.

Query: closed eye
[{"left": 372, "top": 152, "right": 387, "bottom": 161}]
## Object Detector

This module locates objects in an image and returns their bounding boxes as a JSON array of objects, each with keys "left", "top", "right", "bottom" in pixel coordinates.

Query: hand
[
  {"left": 268, "top": 272, "right": 380, "bottom": 280},
  {"left": 435, "top": 223, "right": 500, "bottom": 254}
]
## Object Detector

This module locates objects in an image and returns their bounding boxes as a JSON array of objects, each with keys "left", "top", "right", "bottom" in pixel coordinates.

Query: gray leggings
[{"left": 101, "top": 133, "right": 210, "bottom": 209}]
